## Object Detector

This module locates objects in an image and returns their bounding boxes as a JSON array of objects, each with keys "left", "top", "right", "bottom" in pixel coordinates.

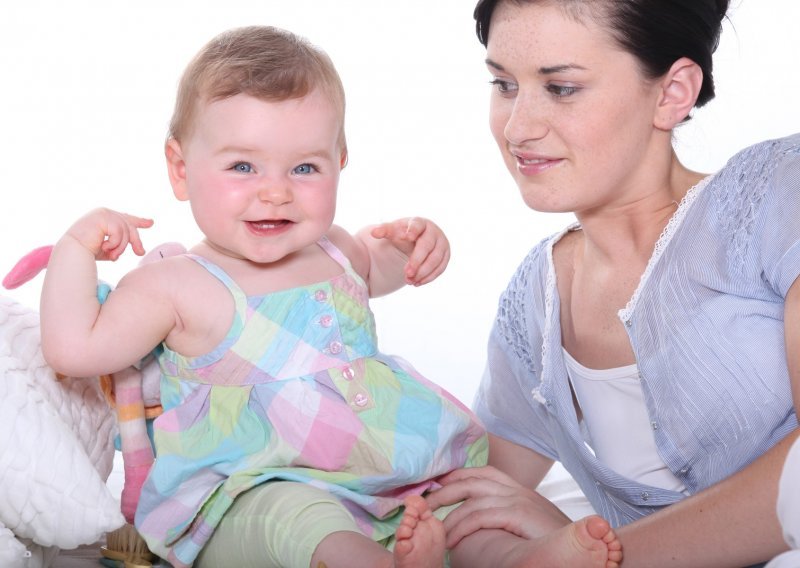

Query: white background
[{"left": 1, "top": 1, "right": 797, "bottom": 406}]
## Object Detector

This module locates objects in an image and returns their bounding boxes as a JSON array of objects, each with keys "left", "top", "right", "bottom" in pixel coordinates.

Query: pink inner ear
[{"left": 2, "top": 245, "right": 53, "bottom": 289}]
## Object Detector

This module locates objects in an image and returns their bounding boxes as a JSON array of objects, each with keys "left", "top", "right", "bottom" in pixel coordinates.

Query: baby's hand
[
  {"left": 371, "top": 217, "right": 450, "bottom": 286},
  {"left": 66, "top": 208, "right": 154, "bottom": 261}
]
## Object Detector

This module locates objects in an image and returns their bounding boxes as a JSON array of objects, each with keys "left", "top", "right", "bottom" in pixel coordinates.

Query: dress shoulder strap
[
  {"left": 317, "top": 236, "right": 359, "bottom": 277},
  {"left": 184, "top": 254, "right": 249, "bottom": 322}
]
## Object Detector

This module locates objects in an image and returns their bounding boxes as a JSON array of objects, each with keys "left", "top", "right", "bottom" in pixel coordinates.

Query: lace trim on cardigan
[
  {"left": 496, "top": 135, "right": 800, "bottom": 408},
  {"left": 533, "top": 224, "right": 580, "bottom": 405},
  {"left": 617, "top": 175, "right": 713, "bottom": 322}
]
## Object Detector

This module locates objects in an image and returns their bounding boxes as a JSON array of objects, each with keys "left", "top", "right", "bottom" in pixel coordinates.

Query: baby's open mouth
[{"left": 248, "top": 220, "right": 291, "bottom": 230}]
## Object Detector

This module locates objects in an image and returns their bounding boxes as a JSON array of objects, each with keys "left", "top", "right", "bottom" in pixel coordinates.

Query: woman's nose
[{"left": 503, "top": 94, "right": 549, "bottom": 145}]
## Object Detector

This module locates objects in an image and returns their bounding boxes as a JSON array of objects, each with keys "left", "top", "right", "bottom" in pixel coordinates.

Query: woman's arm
[
  {"left": 433, "top": 432, "right": 795, "bottom": 567},
  {"left": 616, "top": 278, "right": 800, "bottom": 566},
  {"left": 616, "top": 429, "right": 795, "bottom": 567}
]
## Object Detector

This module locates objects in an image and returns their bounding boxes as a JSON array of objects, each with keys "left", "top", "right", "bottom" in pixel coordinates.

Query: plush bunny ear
[
  {"left": 2, "top": 245, "right": 53, "bottom": 290},
  {"left": 138, "top": 241, "right": 187, "bottom": 266}
]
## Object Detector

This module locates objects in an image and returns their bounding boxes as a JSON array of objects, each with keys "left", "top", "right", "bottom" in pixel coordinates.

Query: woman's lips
[{"left": 514, "top": 153, "right": 563, "bottom": 175}]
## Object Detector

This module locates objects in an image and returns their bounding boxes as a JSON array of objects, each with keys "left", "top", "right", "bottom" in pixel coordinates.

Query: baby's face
[{"left": 168, "top": 90, "right": 344, "bottom": 264}]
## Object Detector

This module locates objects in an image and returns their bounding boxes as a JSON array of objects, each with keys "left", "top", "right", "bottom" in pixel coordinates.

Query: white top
[{"left": 563, "top": 348, "right": 687, "bottom": 494}]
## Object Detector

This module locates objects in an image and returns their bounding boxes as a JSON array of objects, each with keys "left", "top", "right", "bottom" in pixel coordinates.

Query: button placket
[{"left": 344, "top": 372, "right": 373, "bottom": 412}]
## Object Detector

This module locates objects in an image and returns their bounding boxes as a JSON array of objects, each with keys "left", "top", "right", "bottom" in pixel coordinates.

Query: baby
[{"left": 40, "top": 26, "right": 487, "bottom": 568}]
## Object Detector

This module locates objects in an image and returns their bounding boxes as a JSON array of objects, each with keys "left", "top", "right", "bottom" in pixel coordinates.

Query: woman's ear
[
  {"left": 165, "top": 138, "right": 189, "bottom": 201},
  {"left": 340, "top": 148, "right": 349, "bottom": 170},
  {"left": 653, "top": 57, "right": 704, "bottom": 130}
]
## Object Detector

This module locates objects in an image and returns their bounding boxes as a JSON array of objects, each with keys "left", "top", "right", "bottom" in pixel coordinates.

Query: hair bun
[{"left": 715, "top": 0, "right": 731, "bottom": 21}]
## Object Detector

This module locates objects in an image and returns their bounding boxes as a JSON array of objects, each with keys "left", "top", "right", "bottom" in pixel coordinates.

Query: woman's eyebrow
[{"left": 485, "top": 58, "right": 587, "bottom": 75}]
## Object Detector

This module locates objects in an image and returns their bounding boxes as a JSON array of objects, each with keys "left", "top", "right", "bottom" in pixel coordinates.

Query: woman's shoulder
[
  {"left": 502, "top": 226, "right": 575, "bottom": 300},
  {"left": 494, "top": 228, "right": 572, "bottom": 344},
  {"left": 703, "top": 133, "right": 800, "bottom": 226},
  {"left": 712, "top": 133, "right": 800, "bottom": 194},
  {"left": 697, "top": 133, "right": 800, "bottom": 274}
]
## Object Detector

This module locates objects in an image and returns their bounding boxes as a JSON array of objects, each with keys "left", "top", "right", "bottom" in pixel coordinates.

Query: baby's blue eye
[
  {"left": 232, "top": 162, "right": 252, "bottom": 173},
  {"left": 293, "top": 163, "right": 316, "bottom": 175}
]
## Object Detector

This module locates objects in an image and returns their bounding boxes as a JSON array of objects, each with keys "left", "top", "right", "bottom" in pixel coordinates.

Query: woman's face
[{"left": 486, "top": 1, "right": 666, "bottom": 214}]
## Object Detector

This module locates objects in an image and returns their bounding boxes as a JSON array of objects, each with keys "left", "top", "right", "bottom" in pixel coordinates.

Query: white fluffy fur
[{"left": 0, "top": 296, "right": 123, "bottom": 557}]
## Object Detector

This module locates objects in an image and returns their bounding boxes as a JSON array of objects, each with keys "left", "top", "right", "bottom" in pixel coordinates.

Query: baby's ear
[{"left": 165, "top": 138, "right": 189, "bottom": 201}]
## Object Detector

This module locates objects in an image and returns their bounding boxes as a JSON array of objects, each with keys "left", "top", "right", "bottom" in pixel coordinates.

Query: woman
[{"left": 430, "top": 1, "right": 800, "bottom": 566}]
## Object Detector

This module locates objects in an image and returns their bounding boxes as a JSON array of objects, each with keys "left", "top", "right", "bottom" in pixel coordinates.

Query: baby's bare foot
[
  {"left": 505, "top": 515, "right": 622, "bottom": 568},
  {"left": 581, "top": 515, "right": 623, "bottom": 568},
  {"left": 393, "top": 495, "right": 446, "bottom": 568}
]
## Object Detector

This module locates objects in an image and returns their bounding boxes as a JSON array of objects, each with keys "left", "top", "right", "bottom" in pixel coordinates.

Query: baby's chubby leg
[
  {"left": 195, "top": 481, "right": 365, "bottom": 568},
  {"left": 197, "top": 481, "right": 447, "bottom": 568}
]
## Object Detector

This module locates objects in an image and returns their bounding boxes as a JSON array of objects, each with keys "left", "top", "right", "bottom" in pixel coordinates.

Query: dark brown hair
[{"left": 474, "top": 0, "right": 730, "bottom": 108}]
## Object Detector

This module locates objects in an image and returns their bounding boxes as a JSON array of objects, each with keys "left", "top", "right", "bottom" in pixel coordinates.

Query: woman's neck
[{"left": 574, "top": 157, "right": 706, "bottom": 267}]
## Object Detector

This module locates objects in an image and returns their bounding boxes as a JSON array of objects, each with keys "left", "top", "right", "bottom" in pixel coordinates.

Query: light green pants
[{"left": 194, "top": 481, "right": 453, "bottom": 568}]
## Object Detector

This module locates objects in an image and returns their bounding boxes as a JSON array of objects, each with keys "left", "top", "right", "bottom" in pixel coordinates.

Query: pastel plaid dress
[{"left": 135, "top": 238, "right": 488, "bottom": 567}]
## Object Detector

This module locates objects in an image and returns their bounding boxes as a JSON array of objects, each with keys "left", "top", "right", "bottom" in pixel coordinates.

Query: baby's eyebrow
[{"left": 216, "top": 145, "right": 256, "bottom": 155}]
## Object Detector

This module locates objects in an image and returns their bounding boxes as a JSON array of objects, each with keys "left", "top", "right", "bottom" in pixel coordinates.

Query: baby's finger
[
  {"left": 402, "top": 217, "right": 426, "bottom": 241},
  {"left": 409, "top": 246, "right": 450, "bottom": 286},
  {"left": 405, "top": 229, "right": 448, "bottom": 283},
  {"left": 128, "top": 229, "right": 148, "bottom": 257},
  {"left": 100, "top": 223, "right": 128, "bottom": 260},
  {"left": 371, "top": 218, "right": 417, "bottom": 244},
  {"left": 120, "top": 214, "right": 153, "bottom": 257},
  {"left": 126, "top": 214, "right": 155, "bottom": 230},
  {"left": 370, "top": 223, "right": 389, "bottom": 240}
]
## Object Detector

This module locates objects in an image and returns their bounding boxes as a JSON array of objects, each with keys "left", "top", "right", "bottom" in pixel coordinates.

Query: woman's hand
[
  {"left": 370, "top": 217, "right": 449, "bottom": 286},
  {"left": 65, "top": 207, "right": 153, "bottom": 261},
  {"left": 427, "top": 466, "right": 572, "bottom": 549}
]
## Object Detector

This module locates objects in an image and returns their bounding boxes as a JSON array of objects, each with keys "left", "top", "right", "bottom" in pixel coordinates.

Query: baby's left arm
[{"left": 354, "top": 217, "right": 450, "bottom": 297}]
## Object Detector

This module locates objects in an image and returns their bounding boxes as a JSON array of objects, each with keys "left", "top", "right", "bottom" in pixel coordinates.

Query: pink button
[
  {"left": 320, "top": 315, "right": 333, "bottom": 328},
  {"left": 353, "top": 393, "right": 369, "bottom": 407},
  {"left": 315, "top": 290, "right": 327, "bottom": 302},
  {"left": 329, "top": 341, "right": 343, "bottom": 354},
  {"left": 342, "top": 366, "right": 355, "bottom": 381}
]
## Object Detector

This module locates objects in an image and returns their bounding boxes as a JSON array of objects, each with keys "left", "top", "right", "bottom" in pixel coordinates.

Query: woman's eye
[
  {"left": 232, "top": 162, "right": 253, "bottom": 173},
  {"left": 489, "top": 78, "right": 517, "bottom": 94},
  {"left": 293, "top": 163, "right": 316, "bottom": 175},
  {"left": 547, "top": 84, "right": 578, "bottom": 98}
]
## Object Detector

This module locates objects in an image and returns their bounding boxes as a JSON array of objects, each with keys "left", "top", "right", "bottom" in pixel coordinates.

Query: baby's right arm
[{"left": 40, "top": 208, "right": 174, "bottom": 377}]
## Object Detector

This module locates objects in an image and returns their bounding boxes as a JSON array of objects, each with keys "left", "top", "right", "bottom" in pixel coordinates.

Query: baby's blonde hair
[{"left": 169, "top": 26, "right": 346, "bottom": 151}]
